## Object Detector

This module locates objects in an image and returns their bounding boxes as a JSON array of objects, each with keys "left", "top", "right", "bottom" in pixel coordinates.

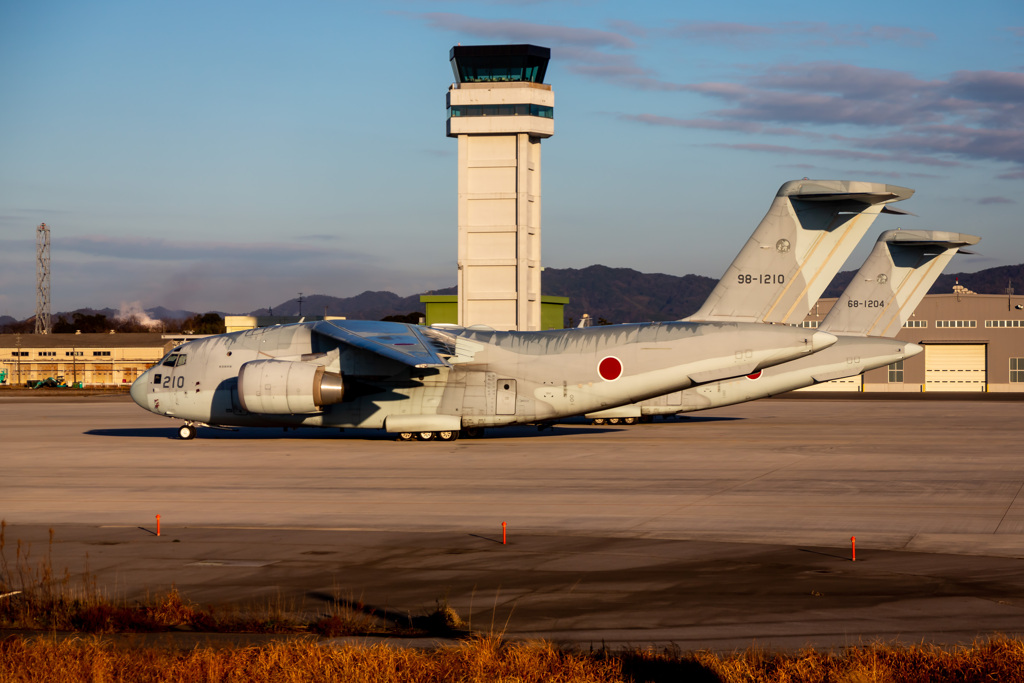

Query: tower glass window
[{"left": 450, "top": 45, "right": 550, "bottom": 84}]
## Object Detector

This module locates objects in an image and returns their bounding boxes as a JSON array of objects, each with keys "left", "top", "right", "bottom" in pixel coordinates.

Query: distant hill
[
  {"left": 542, "top": 266, "right": 717, "bottom": 323},
  {"left": 250, "top": 288, "right": 457, "bottom": 320},
  {"left": 821, "top": 263, "right": 1024, "bottom": 299},
  {"left": 4, "top": 262, "right": 1022, "bottom": 330}
]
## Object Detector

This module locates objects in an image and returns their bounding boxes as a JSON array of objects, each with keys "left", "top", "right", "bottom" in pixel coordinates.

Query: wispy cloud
[
  {"left": 420, "top": 13, "right": 635, "bottom": 49},
  {"left": 55, "top": 235, "right": 371, "bottom": 263},
  {"left": 634, "top": 62, "right": 1024, "bottom": 172},
  {"left": 667, "top": 21, "right": 935, "bottom": 48},
  {"left": 978, "top": 196, "right": 1016, "bottom": 205}
]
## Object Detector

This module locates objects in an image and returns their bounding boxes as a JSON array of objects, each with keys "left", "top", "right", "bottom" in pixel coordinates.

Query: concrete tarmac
[{"left": 2, "top": 394, "right": 1024, "bottom": 650}]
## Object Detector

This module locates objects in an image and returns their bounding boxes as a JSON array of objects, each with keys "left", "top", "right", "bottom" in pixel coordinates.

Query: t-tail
[
  {"left": 687, "top": 179, "right": 914, "bottom": 325},
  {"left": 820, "top": 230, "right": 981, "bottom": 338}
]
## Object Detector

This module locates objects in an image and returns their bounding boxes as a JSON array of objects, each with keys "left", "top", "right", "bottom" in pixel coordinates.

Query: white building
[{"left": 447, "top": 44, "right": 553, "bottom": 331}]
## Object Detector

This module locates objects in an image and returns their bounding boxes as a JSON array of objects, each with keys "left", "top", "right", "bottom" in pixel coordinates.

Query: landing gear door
[{"left": 496, "top": 379, "right": 517, "bottom": 415}]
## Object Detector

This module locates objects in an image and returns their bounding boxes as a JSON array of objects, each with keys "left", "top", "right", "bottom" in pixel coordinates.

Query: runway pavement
[{"left": 2, "top": 393, "right": 1024, "bottom": 650}]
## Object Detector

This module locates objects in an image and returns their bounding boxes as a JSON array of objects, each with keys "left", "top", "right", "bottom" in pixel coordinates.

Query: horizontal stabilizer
[
  {"left": 687, "top": 362, "right": 762, "bottom": 385},
  {"left": 312, "top": 320, "right": 452, "bottom": 368}
]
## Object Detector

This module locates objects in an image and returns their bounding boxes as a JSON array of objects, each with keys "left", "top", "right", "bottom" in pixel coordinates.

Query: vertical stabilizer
[
  {"left": 687, "top": 180, "right": 914, "bottom": 325},
  {"left": 820, "top": 230, "right": 981, "bottom": 337}
]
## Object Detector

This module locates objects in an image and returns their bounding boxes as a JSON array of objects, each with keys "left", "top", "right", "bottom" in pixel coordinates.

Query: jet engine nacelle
[{"left": 237, "top": 359, "right": 344, "bottom": 414}]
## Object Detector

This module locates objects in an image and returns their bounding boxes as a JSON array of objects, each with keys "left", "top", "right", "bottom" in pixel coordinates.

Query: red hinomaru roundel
[
  {"left": 746, "top": 370, "right": 762, "bottom": 380},
  {"left": 598, "top": 356, "right": 623, "bottom": 381}
]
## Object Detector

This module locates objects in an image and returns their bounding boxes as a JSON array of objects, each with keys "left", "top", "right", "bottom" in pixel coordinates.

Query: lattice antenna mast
[{"left": 35, "top": 223, "right": 51, "bottom": 334}]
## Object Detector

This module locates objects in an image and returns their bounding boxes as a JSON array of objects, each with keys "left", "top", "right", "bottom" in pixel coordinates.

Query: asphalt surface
[{"left": 2, "top": 393, "right": 1024, "bottom": 651}]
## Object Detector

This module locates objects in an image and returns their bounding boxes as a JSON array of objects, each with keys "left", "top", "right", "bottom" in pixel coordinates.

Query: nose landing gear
[{"left": 177, "top": 423, "right": 198, "bottom": 440}]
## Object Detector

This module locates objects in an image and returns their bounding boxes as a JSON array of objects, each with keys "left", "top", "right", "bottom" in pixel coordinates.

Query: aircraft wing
[{"left": 311, "top": 320, "right": 452, "bottom": 368}]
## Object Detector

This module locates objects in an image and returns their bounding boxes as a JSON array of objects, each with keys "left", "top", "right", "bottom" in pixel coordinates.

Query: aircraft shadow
[{"left": 84, "top": 425, "right": 626, "bottom": 440}]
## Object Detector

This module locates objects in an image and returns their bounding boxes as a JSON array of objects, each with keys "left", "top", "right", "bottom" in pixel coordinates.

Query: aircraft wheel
[
  {"left": 608, "top": 418, "right": 621, "bottom": 425},
  {"left": 416, "top": 431, "right": 435, "bottom": 441},
  {"left": 592, "top": 418, "right": 606, "bottom": 425},
  {"left": 623, "top": 417, "right": 638, "bottom": 425},
  {"left": 437, "top": 430, "right": 459, "bottom": 442},
  {"left": 397, "top": 432, "right": 415, "bottom": 441},
  {"left": 178, "top": 424, "right": 197, "bottom": 440}
]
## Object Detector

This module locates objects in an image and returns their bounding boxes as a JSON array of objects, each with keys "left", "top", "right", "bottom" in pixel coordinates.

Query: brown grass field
[{"left": 4, "top": 635, "right": 1024, "bottom": 682}]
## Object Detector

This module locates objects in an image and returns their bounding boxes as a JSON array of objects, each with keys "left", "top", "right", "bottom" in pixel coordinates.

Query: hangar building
[{"left": 797, "top": 286, "right": 1023, "bottom": 393}]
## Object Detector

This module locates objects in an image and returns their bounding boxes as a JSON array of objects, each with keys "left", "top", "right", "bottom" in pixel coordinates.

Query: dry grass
[
  {"left": 0, "top": 635, "right": 620, "bottom": 683},
  {"left": 4, "top": 635, "right": 1024, "bottom": 682}
]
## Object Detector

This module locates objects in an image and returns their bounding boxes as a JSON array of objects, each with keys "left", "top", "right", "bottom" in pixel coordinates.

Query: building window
[
  {"left": 92, "top": 351, "right": 111, "bottom": 357},
  {"left": 37, "top": 351, "right": 56, "bottom": 357},
  {"left": 65, "top": 351, "right": 83, "bottom": 357},
  {"left": 448, "top": 104, "right": 554, "bottom": 119},
  {"left": 888, "top": 360, "right": 904, "bottom": 383},
  {"left": 935, "top": 320, "right": 976, "bottom": 328},
  {"left": 986, "top": 320, "right": 1024, "bottom": 328},
  {"left": 1012, "top": 358, "right": 1024, "bottom": 383},
  {"left": 903, "top": 320, "right": 927, "bottom": 328},
  {"left": 12, "top": 351, "right": 29, "bottom": 357}
]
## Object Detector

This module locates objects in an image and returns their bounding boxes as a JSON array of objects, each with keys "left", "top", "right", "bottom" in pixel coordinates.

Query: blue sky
[{"left": 1, "top": 0, "right": 1021, "bottom": 318}]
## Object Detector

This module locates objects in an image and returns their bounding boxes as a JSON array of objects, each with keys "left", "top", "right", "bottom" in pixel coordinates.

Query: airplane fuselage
[{"left": 131, "top": 320, "right": 833, "bottom": 434}]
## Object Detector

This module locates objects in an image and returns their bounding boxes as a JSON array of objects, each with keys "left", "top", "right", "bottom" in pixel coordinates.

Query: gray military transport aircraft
[
  {"left": 131, "top": 316, "right": 835, "bottom": 440},
  {"left": 130, "top": 180, "right": 873, "bottom": 440},
  {"left": 590, "top": 229, "right": 979, "bottom": 421}
]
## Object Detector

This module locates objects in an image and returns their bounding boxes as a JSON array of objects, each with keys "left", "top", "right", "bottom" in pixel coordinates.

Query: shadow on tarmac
[{"left": 83, "top": 425, "right": 633, "bottom": 440}]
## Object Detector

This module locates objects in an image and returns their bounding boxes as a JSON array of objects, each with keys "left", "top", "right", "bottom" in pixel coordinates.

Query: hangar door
[
  {"left": 925, "top": 344, "right": 986, "bottom": 392},
  {"left": 796, "top": 375, "right": 862, "bottom": 392}
]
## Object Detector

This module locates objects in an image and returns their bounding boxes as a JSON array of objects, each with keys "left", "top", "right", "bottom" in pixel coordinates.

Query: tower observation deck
[{"left": 447, "top": 45, "right": 553, "bottom": 331}]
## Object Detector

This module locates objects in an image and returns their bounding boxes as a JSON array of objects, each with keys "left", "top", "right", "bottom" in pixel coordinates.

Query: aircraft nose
[
  {"left": 810, "top": 330, "right": 838, "bottom": 352},
  {"left": 905, "top": 342, "right": 924, "bottom": 357},
  {"left": 129, "top": 372, "right": 149, "bottom": 407}
]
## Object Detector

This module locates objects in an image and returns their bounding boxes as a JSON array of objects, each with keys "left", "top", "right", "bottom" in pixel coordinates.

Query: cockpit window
[
  {"left": 162, "top": 354, "right": 179, "bottom": 367},
  {"left": 175, "top": 354, "right": 187, "bottom": 367}
]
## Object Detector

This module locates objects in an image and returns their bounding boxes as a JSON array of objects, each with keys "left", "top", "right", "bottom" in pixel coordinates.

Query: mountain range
[
  {"left": 253, "top": 261, "right": 1024, "bottom": 325},
  {"left": 4, "top": 262, "right": 1022, "bottom": 329}
]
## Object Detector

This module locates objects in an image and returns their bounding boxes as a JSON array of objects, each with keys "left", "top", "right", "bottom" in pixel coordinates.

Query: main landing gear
[
  {"left": 591, "top": 416, "right": 644, "bottom": 426},
  {"left": 177, "top": 423, "right": 198, "bottom": 440},
  {"left": 396, "top": 430, "right": 461, "bottom": 442}
]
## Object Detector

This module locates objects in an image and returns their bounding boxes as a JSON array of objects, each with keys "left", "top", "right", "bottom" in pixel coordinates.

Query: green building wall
[{"left": 420, "top": 295, "right": 568, "bottom": 330}]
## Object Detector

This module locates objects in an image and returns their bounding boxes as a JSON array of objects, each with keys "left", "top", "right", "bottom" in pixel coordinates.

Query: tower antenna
[{"left": 35, "top": 223, "right": 51, "bottom": 334}]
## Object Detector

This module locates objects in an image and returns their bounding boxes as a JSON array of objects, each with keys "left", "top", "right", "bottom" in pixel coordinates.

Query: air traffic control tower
[{"left": 447, "top": 44, "right": 553, "bottom": 331}]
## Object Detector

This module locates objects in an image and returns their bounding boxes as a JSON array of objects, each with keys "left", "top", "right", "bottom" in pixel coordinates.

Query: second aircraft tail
[{"left": 819, "top": 230, "right": 981, "bottom": 337}]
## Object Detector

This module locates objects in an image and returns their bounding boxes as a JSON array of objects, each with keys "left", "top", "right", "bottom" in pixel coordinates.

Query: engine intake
[{"left": 237, "top": 360, "right": 344, "bottom": 414}]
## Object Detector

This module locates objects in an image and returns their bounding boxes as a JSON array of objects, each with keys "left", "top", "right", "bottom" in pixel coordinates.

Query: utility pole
[
  {"left": 1007, "top": 279, "right": 1015, "bottom": 312},
  {"left": 36, "top": 223, "right": 51, "bottom": 334},
  {"left": 297, "top": 292, "right": 304, "bottom": 317}
]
